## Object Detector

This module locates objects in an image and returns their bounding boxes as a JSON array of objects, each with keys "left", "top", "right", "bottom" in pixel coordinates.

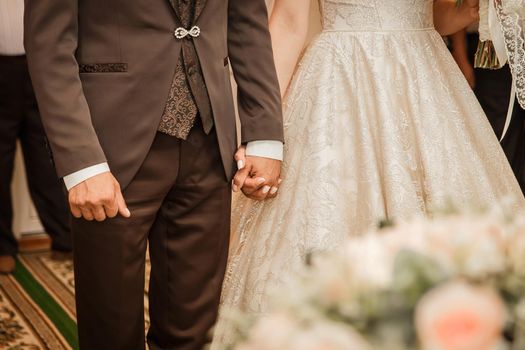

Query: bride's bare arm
[
  {"left": 434, "top": 0, "right": 479, "bottom": 36},
  {"left": 270, "top": 0, "right": 312, "bottom": 97}
]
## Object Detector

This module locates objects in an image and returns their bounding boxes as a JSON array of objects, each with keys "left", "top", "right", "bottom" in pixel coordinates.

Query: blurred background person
[
  {"left": 450, "top": 25, "right": 525, "bottom": 193},
  {"left": 0, "top": 0, "right": 72, "bottom": 274}
]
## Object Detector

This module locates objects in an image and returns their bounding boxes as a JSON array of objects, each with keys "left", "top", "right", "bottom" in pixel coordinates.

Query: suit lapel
[{"left": 194, "top": 0, "right": 207, "bottom": 22}]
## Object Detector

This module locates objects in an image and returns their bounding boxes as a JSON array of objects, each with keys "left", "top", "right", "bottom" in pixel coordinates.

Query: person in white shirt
[
  {"left": 0, "top": 0, "right": 71, "bottom": 274},
  {"left": 449, "top": 25, "right": 525, "bottom": 194}
]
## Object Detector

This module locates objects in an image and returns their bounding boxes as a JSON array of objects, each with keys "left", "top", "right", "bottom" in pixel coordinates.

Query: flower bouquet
[{"left": 229, "top": 206, "right": 525, "bottom": 350}]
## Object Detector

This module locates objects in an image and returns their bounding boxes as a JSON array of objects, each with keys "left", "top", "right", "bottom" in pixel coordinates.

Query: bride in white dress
[{"left": 212, "top": 0, "right": 525, "bottom": 346}]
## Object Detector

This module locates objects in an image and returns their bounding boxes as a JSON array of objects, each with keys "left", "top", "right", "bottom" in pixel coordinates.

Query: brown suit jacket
[{"left": 24, "top": 0, "right": 283, "bottom": 188}]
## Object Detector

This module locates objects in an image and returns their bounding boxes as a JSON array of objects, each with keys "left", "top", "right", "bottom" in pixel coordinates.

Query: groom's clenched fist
[{"left": 69, "top": 172, "right": 131, "bottom": 221}]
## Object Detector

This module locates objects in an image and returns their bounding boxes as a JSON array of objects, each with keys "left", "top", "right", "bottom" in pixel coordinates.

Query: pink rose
[{"left": 415, "top": 280, "right": 507, "bottom": 350}]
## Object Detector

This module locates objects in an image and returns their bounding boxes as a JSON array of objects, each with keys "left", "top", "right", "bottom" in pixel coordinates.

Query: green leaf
[{"left": 391, "top": 249, "right": 448, "bottom": 305}]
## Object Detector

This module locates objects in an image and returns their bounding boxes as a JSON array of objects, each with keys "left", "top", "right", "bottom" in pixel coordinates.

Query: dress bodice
[{"left": 320, "top": 0, "right": 434, "bottom": 31}]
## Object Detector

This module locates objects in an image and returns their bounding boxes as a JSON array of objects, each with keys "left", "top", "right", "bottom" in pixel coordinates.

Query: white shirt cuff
[
  {"left": 245, "top": 140, "right": 284, "bottom": 161},
  {"left": 63, "top": 163, "right": 110, "bottom": 190}
]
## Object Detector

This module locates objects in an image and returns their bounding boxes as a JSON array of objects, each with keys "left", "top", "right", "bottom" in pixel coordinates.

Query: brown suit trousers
[{"left": 72, "top": 123, "right": 231, "bottom": 350}]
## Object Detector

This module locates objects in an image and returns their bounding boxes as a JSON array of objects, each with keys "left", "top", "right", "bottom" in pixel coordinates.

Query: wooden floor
[{"left": 17, "top": 233, "right": 52, "bottom": 253}]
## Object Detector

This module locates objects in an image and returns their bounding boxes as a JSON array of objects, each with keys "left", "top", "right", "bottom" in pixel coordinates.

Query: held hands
[
  {"left": 232, "top": 146, "right": 282, "bottom": 201},
  {"left": 69, "top": 172, "right": 131, "bottom": 221}
]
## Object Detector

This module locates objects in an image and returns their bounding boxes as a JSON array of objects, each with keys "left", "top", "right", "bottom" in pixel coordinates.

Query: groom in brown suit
[{"left": 24, "top": 0, "right": 283, "bottom": 349}]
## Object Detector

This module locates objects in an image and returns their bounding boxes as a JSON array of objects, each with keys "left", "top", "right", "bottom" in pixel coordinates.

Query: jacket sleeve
[
  {"left": 227, "top": 0, "right": 284, "bottom": 144},
  {"left": 24, "top": 0, "right": 107, "bottom": 178}
]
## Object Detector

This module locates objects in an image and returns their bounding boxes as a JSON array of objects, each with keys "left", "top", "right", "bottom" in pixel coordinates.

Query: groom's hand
[
  {"left": 69, "top": 172, "right": 131, "bottom": 221},
  {"left": 233, "top": 146, "right": 282, "bottom": 201}
]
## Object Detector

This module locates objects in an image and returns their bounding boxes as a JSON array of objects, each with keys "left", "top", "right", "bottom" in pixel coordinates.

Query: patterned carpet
[{"left": 0, "top": 252, "right": 151, "bottom": 350}]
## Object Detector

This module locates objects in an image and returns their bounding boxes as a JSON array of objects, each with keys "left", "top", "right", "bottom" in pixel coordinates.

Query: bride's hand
[
  {"left": 434, "top": 0, "right": 479, "bottom": 36},
  {"left": 232, "top": 146, "right": 248, "bottom": 193},
  {"left": 462, "top": 0, "right": 480, "bottom": 21}
]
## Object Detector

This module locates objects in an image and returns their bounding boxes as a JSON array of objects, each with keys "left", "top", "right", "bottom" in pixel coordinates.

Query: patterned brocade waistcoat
[{"left": 158, "top": 0, "right": 213, "bottom": 139}]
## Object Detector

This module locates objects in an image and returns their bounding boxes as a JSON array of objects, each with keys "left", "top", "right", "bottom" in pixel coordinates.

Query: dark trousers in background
[
  {"left": 500, "top": 104, "right": 525, "bottom": 194},
  {"left": 72, "top": 124, "right": 232, "bottom": 350},
  {"left": 467, "top": 33, "right": 525, "bottom": 193},
  {"left": 0, "top": 55, "right": 71, "bottom": 256}
]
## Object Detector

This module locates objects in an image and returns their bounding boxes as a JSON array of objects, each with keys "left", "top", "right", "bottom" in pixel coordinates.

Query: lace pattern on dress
[
  {"left": 495, "top": 0, "right": 525, "bottom": 109},
  {"left": 320, "top": 0, "right": 434, "bottom": 31}
]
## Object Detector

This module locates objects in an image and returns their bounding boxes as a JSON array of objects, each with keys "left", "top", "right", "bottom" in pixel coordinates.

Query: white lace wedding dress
[{"left": 212, "top": 0, "right": 525, "bottom": 347}]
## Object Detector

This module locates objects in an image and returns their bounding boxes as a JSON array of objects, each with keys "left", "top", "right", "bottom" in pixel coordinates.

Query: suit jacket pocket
[{"left": 79, "top": 63, "right": 128, "bottom": 73}]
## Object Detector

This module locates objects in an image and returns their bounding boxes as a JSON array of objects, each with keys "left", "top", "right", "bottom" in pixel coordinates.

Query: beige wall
[{"left": 12, "top": 145, "right": 44, "bottom": 237}]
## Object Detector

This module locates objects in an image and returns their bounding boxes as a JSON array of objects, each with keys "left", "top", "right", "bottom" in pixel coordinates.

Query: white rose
[
  {"left": 343, "top": 235, "right": 393, "bottom": 290},
  {"left": 421, "top": 216, "right": 507, "bottom": 279}
]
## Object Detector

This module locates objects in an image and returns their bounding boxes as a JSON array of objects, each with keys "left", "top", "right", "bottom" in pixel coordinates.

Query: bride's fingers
[
  {"left": 242, "top": 177, "right": 267, "bottom": 195},
  {"left": 234, "top": 146, "right": 247, "bottom": 170},
  {"left": 247, "top": 184, "right": 273, "bottom": 201},
  {"left": 264, "top": 179, "right": 282, "bottom": 200},
  {"left": 267, "top": 186, "right": 279, "bottom": 198}
]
